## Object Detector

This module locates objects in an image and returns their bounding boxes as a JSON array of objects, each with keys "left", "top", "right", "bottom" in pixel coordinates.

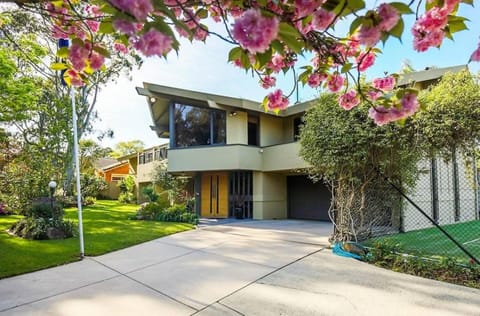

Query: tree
[
  {"left": 0, "top": 9, "right": 141, "bottom": 194},
  {"left": 300, "top": 93, "right": 420, "bottom": 241},
  {"left": 0, "top": 0, "right": 478, "bottom": 124},
  {"left": 300, "top": 70, "right": 480, "bottom": 241},
  {"left": 110, "top": 140, "right": 145, "bottom": 158},
  {"left": 79, "top": 139, "right": 112, "bottom": 174}
]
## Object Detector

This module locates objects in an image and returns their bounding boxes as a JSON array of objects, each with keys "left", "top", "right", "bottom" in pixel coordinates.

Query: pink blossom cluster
[
  {"left": 327, "top": 73, "right": 345, "bottom": 93},
  {"left": 338, "top": 90, "right": 360, "bottom": 110},
  {"left": 133, "top": 29, "right": 173, "bottom": 57},
  {"left": 109, "top": 0, "right": 153, "bottom": 21},
  {"left": 368, "top": 93, "right": 419, "bottom": 125},
  {"left": 232, "top": 9, "right": 279, "bottom": 54},
  {"left": 356, "top": 51, "right": 376, "bottom": 72},
  {"left": 260, "top": 76, "right": 276, "bottom": 89},
  {"left": 372, "top": 76, "right": 396, "bottom": 91},
  {"left": 267, "top": 89, "right": 289, "bottom": 110},
  {"left": 357, "top": 3, "right": 400, "bottom": 47},
  {"left": 307, "top": 73, "right": 327, "bottom": 88},
  {"left": 411, "top": 1, "right": 460, "bottom": 52},
  {"left": 471, "top": 43, "right": 480, "bottom": 62},
  {"left": 68, "top": 43, "right": 104, "bottom": 72}
]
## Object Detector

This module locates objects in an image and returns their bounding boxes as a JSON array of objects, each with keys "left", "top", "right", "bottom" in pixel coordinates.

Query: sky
[{"left": 93, "top": 4, "right": 480, "bottom": 149}]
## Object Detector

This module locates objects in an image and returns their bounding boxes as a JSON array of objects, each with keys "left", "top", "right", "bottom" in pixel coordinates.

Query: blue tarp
[{"left": 332, "top": 242, "right": 365, "bottom": 260}]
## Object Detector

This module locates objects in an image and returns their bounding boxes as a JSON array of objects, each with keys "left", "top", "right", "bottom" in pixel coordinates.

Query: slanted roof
[
  {"left": 397, "top": 65, "right": 467, "bottom": 86},
  {"left": 94, "top": 158, "right": 119, "bottom": 170},
  {"left": 136, "top": 83, "right": 313, "bottom": 138}
]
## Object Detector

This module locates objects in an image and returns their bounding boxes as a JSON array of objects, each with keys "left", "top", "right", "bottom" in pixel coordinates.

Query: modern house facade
[
  {"left": 136, "top": 85, "right": 331, "bottom": 220},
  {"left": 137, "top": 65, "right": 479, "bottom": 233}
]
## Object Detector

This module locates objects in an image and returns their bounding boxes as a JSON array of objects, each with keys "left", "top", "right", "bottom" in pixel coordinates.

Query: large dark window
[
  {"left": 248, "top": 115, "right": 259, "bottom": 146},
  {"left": 293, "top": 116, "right": 303, "bottom": 141},
  {"left": 173, "top": 103, "right": 226, "bottom": 148}
]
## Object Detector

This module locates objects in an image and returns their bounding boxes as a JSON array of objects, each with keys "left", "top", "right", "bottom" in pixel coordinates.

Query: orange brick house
[{"left": 94, "top": 158, "right": 133, "bottom": 199}]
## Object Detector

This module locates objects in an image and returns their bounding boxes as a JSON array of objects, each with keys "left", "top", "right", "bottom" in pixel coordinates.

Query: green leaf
[
  {"left": 389, "top": 18, "right": 404, "bottom": 39},
  {"left": 278, "top": 22, "right": 303, "bottom": 54},
  {"left": 240, "top": 51, "right": 251, "bottom": 69},
  {"left": 99, "top": 21, "right": 115, "bottom": 34},
  {"left": 196, "top": 8, "right": 208, "bottom": 19},
  {"left": 349, "top": 16, "right": 364, "bottom": 35},
  {"left": 346, "top": 0, "right": 365, "bottom": 14},
  {"left": 341, "top": 63, "right": 352, "bottom": 73},
  {"left": 461, "top": 0, "right": 473, "bottom": 4},
  {"left": 389, "top": 2, "right": 414, "bottom": 14},
  {"left": 56, "top": 47, "right": 69, "bottom": 58},
  {"left": 256, "top": 49, "right": 272, "bottom": 68},
  {"left": 228, "top": 47, "right": 243, "bottom": 62},
  {"left": 298, "top": 70, "right": 312, "bottom": 86},
  {"left": 93, "top": 46, "right": 111, "bottom": 58},
  {"left": 50, "top": 62, "right": 67, "bottom": 71},
  {"left": 270, "top": 40, "right": 284, "bottom": 55},
  {"left": 447, "top": 20, "right": 468, "bottom": 34}
]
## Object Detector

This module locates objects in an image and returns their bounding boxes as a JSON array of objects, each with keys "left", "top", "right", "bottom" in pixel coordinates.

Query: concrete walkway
[{"left": 0, "top": 220, "right": 479, "bottom": 316}]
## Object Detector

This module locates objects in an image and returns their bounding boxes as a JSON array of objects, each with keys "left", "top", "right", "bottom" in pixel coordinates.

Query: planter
[{"left": 234, "top": 208, "right": 244, "bottom": 219}]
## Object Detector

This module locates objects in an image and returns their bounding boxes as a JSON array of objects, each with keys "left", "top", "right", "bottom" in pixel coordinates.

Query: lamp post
[{"left": 48, "top": 180, "right": 57, "bottom": 219}]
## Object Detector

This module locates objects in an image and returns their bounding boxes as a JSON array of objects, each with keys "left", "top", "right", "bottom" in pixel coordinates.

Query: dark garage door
[{"left": 287, "top": 176, "right": 331, "bottom": 221}]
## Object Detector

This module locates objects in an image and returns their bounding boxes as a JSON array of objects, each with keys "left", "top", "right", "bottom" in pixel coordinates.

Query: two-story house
[
  {"left": 137, "top": 65, "right": 479, "bottom": 233},
  {"left": 136, "top": 85, "right": 331, "bottom": 220}
]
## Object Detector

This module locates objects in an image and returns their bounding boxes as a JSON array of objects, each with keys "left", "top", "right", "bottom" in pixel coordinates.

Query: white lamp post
[{"left": 48, "top": 180, "right": 57, "bottom": 219}]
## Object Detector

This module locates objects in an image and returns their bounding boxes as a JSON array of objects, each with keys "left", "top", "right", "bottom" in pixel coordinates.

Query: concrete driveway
[{"left": 0, "top": 220, "right": 479, "bottom": 316}]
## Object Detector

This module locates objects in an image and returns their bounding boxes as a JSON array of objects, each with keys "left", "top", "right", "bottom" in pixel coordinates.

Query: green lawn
[
  {"left": 373, "top": 220, "right": 480, "bottom": 263},
  {"left": 0, "top": 200, "right": 193, "bottom": 279}
]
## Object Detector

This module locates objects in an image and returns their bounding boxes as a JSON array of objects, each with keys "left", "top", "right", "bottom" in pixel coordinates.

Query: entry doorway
[{"left": 201, "top": 172, "right": 229, "bottom": 218}]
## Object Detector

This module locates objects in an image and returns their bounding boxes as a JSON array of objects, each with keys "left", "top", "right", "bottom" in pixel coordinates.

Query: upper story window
[
  {"left": 293, "top": 116, "right": 303, "bottom": 141},
  {"left": 173, "top": 103, "right": 226, "bottom": 148},
  {"left": 138, "top": 153, "right": 145, "bottom": 164},
  {"left": 146, "top": 152, "right": 153, "bottom": 163}
]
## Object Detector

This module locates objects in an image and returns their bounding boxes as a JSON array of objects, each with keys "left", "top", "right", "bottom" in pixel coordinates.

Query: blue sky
[{"left": 94, "top": 4, "right": 480, "bottom": 149}]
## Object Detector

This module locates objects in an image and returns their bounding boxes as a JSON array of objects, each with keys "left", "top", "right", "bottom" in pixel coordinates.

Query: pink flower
[
  {"left": 113, "top": 19, "right": 142, "bottom": 35},
  {"left": 356, "top": 51, "right": 375, "bottom": 72},
  {"left": 327, "top": 73, "right": 344, "bottom": 93},
  {"left": 372, "top": 76, "right": 396, "bottom": 91},
  {"left": 338, "top": 90, "right": 360, "bottom": 110},
  {"left": 312, "top": 9, "right": 336, "bottom": 31},
  {"left": 377, "top": 3, "right": 400, "bottom": 32},
  {"left": 357, "top": 25, "right": 381, "bottom": 47},
  {"left": 232, "top": 9, "right": 279, "bottom": 54},
  {"left": 89, "top": 52, "right": 104, "bottom": 70},
  {"left": 68, "top": 43, "right": 89, "bottom": 71},
  {"left": 470, "top": 44, "right": 480, "bottom": 62},
  {"left": 267, "top": 89, "right": 289, "bottom": 110},
  {"left": 368, "top": 106, "right": 395, "bottom": 125},
  {"left": 367, "top": 90, "right": 382, "bottom": 101},
  {"left": 109, "top": 0, "right": 153, "bottom": 21},
  {"left": 133, "top": 29, "right": 173, "bottom": 57},
  {"left": 267, "top": 54, "right": 285, "bottom": 72},
  {"left": 260, "top": 76, "right": 276, "bottom": 89},
  {"left": 400, "top": 93, "right": 420, "bottom": 116},
  {"left": 412, "top": 28, "right": 444, "bottom": 52},
  {"left": 66, "top": 69, "right": 84, "bottom": 87},
  {"left": 114, "top": 42, "right": 129, "bottom": 54},
  {"left": 307, "top": 73, "right": 327, "bottom": 88},
  {"left": 295, "top": 0, "right": 323, "bottom": 18},
  {"left": 86, "top": 20, "right": 100, "bottom": 33}
]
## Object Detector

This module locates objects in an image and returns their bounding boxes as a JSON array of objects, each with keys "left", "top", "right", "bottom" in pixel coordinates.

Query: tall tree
[{"left": 110, "top": 140, "right": 145, "bottom": 158}]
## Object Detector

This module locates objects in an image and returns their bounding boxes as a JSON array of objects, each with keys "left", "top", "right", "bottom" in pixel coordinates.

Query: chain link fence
[{"left": 361, "top": 153, "right": 480, "bottom": 265}]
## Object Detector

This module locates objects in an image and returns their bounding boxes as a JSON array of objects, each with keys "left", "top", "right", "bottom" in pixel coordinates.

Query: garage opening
[{"left": 287, "top": 176, "right": 331, "bottom": 221}]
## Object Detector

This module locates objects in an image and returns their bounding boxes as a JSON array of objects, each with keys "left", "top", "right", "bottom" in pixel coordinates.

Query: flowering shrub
[{"left": 1, "top": 0, "right": 479, "bottom": 124}]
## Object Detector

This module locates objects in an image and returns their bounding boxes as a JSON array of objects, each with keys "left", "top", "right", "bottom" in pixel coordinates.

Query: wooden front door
[{"left": 201, "top": 172, "right": 229, "bottom": 218}]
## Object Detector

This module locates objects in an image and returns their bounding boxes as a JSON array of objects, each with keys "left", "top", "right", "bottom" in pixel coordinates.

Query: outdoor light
[
  {"left": 229, "top": 111, "right": 237, "bottom": 117},
  {"left": 48, "top": 180, "right": 57, "bottom": 219},
  {"left": 150, "top": 97, "right": 156, "bottom": 103}
]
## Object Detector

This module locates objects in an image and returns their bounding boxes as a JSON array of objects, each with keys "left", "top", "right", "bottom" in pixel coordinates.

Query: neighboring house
[
  {"left": 118, "top": 144, "right": 169, "bottom": 203},
  {"left": 136, "top": 84, "right": 331, "bottom": 221},
  {"left": 94, "top": 158, "right": 131, "bottom": 199}
]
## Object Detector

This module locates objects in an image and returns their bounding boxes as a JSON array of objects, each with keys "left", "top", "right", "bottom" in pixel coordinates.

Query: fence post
[
  {"left": 452, "top": 149, "right": 460, "bottom": 222},
  {"left": 430, "top": 158, "right": 439, "bottom": 223}
]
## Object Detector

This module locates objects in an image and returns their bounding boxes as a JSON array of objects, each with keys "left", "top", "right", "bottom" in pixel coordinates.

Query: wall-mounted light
[
  {"left": 150, "top": 97, "right": 156, "bottom": 103},
  {"left": 229, "top": 111, "right": 237, "bottom": 117}
]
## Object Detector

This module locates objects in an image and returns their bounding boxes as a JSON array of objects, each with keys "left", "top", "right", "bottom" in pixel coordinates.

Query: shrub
[
  {"left": 27, "top": 198, "right": 64, "bottom": 219},
  {"left": 131, "top": 202, "right": 198, "bottom": 224},
  {"left": 80, "top": 174, "right": 108, "bottom": 198},
  {"left": 118, "top": 192, "right": 135, "bottom": 204},
  {"left": 84, "top": 196, "right": 96, "bottom": 206},
  {"left": 0, "top": 202, "right": 8, "bottom": 215},
  {"left": 9, "top": 217, "right": 76, "bottom": 240},
  {"left": 142, "top": 185, "right": 159, "bottom": 202}
]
